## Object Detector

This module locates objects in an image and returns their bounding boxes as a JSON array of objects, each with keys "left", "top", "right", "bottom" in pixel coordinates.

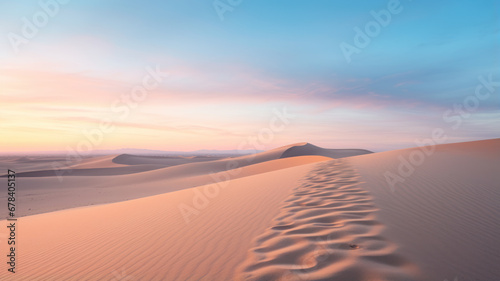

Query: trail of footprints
[{"left": 235, "top": 159, "right": 417, "bottom": 281}]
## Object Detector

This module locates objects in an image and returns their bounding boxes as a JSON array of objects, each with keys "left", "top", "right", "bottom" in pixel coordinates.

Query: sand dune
[
  {"left": 2, "top": 143, "right": 290, "bottom": 178},
  {"left": 280, "top": 143, "right": 373, "bottom": 159},
  {"left": 69, "top": 154, "right": 125, "bottom": 169},
  {"left": 347, "top": 138, "right": 500, "bottom": 280},
  {"left": 1, "top": 139, "right": 498, "bottom": 280},
  {"left": 3, "top": 155, "right": 330, "bottom": 217},
  {"left": 4, "top": 142, "right": 371, "bottom": 178},
  {"left": 0, "top": 162, "right": 319, "bottom": 280},
  {"left": 0, "top": 155, "right": 79, "bottom": 173},
  {"left": 1, "top": 164, "right": 167, "bottom": 177},
  {"left": 112, "top": 154, "right": 223, "bottom": 166},
  {"left": 0, "top": 143, "right": 355, "bottom": 217}
]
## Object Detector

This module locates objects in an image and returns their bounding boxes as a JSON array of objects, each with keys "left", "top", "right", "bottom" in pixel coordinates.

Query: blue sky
[{"left": 0, "top": 0, "right": 498, "bottom": 152}]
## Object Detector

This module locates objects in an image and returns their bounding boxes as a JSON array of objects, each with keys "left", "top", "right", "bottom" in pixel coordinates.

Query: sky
[{"left": 0, "top": 0, "right": 498, "bottom": 153}]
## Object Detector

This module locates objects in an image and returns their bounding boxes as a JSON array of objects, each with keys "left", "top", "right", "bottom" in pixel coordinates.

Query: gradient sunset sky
[{"left": 0, "top": 0, "right": 498, "bottom": 153}]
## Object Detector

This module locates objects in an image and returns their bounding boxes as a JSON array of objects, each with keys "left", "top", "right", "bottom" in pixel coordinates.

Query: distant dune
[
  {"left": 0, "top": 143, "right": 340, "bottom": 217},
  {"left": 2, "top": 142, "right": 370, "bottom": 178},
  {"left": 112, "top": 153, "right": 222, "bottom": 166},
  {"left": 280, "top": 142, "right": 373, "bottom": 159},
  {"left": 0, "top": 139, "right": 498, "bottom": 280}
]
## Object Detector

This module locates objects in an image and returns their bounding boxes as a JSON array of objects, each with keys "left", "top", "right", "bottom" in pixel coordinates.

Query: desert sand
[{"left": 0, "top": 139, "right": 499, "bottom": 280}]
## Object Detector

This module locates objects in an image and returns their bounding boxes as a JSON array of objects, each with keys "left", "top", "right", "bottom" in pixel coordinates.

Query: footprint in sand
[{"left": 235, "top": 159, "right": 418, "bottom": 281}]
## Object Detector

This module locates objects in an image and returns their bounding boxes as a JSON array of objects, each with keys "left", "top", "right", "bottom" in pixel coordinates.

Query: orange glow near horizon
[{"left": 0, "top": 65, "right": 495, "bottom": 154}]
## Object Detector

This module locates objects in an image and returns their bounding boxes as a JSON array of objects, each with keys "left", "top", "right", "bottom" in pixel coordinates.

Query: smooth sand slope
[
  {"left": 111, "top": 154, "right": 222, "bottom": 166},
  {"left": 2, "top": 155, "right": 330, "bottom": 217},
  {"left": 0, "top": 155, "right": 76, "bottom": 173},
  {"left": 348, "top": 138, "right": 500, "bottom": 281}
]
